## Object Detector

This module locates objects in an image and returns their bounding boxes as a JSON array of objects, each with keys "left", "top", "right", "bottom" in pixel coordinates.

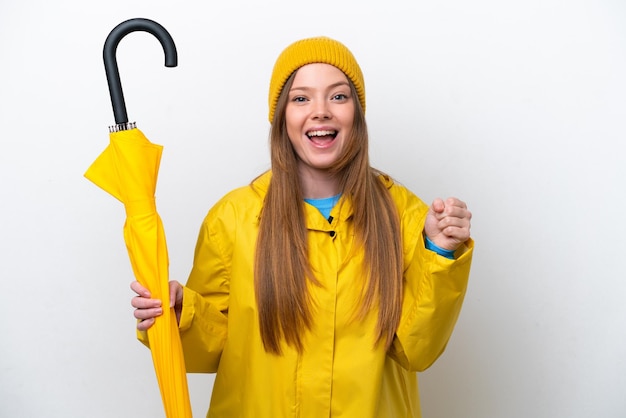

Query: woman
[{"left": 132, "top": 36, "right": 473, "bottom": 418}]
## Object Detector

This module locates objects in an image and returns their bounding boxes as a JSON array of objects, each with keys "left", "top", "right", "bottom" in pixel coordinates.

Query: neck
[{"left": 297, "top": 165, "right": 341, "bottom": 199}]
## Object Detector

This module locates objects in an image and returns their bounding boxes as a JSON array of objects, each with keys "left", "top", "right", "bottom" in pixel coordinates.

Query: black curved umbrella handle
[{"left": 103, "top": 18, "right": 178, "bottom": 125}]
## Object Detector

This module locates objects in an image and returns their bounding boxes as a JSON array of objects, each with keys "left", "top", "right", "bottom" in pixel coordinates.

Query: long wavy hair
[{"left": 254, "top": 71, "right": 403, "bottom": 355}]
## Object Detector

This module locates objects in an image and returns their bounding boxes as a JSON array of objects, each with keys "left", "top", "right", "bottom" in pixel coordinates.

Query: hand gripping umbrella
[{"left": 84, "top": 18, "right": 192, "bottom": 418}]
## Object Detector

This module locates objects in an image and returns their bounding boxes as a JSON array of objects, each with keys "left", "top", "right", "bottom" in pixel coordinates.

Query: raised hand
[{"left": 423, "top": 197, "right": 472, "bottom": 252}]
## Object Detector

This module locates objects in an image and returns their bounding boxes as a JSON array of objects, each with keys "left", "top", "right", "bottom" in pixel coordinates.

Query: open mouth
[{"left": 306, "top": 130, "right": 337, "bottom": 145}]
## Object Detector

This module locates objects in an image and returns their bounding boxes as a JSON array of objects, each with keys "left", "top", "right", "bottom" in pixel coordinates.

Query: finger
[
  {"left": 438, "top": 222, "right": 471, "bottom": 242},
  {"left": 444, "top": 197, "right": 467, "bottom": 210},
  {"left": 440, "top": 206, "right": 472, "bottom": 222},
  {"left": 432, "top": 199, "right": 465, "bottom": 221},
  {"left": 439, "top": 224, "right": 470, "bottom": 241},
  {"left": 137, "top": 317, "right": 156, "bottom": 332},
  {"left": 443, "top": 222, "right": 471, "bottom": 237},
  {"left": 438, "top": 206, "right": 471, "bottom": 231},
  {"left": 440, "top": 201, "right": 469, "bottom": 220},
  {"left": 130, "top": 294, "right": 162, "bottom": 309},
  {"left": 130, "top": 281, "right": 151, "bottom": 298},
  {"left": 133, "top": 306, "right": 163, "bottom": 321},
  {"left": 439, "top": 211, "right": 471, "bottom": 231},
  {"left": 438, "top": 216, "right": 466, "bottom": 229}
]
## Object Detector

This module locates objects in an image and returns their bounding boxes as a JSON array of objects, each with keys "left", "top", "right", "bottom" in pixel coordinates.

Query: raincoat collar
[
  {"left": 250, "top": 170, "right": 395, "bottom": 228},
  {"left": 250, "top": 171, "right": 353, "bottom": 230}
]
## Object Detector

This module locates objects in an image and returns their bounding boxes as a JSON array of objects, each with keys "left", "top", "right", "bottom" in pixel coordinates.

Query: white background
[{"left": 1, "top": 1, "right": 625, "bottom": 417}]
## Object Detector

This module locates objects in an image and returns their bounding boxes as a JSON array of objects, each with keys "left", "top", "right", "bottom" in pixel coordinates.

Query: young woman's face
[{"left": 285, "top": 63, "right": 355, "bottom": 174}]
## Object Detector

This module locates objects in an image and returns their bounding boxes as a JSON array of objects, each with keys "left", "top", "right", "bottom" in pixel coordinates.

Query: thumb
[
  {"left": 169, "top": 281, "right": 181, "bottom": 308},
  {"left": 431, "top": 198, "right": 445, "bottom": 215},
  {"left": 424, "top": 198, "right": 444, "bottom": 239}
]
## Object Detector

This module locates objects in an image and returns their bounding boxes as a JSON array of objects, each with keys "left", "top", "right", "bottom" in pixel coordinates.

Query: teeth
[{"left": 307, "top": 130, "right": 336, "bottom": 137}]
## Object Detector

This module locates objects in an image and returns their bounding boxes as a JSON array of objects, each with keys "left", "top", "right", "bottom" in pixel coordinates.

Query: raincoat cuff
[
  {"left": 420, "top": 235, "right": 474, "bottom": 265},
  {"left": 453, "top": 238, "right": 474, "bottom": 260}
]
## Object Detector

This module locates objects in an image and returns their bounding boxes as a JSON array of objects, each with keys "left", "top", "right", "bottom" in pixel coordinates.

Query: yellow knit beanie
[{"left": 268, "top": 36, "right": 366, "bottom": 122}]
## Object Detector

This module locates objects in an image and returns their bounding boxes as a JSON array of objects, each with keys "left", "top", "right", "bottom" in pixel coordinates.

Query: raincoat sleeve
[
  {"left": 387, "top": 186, "right": 474, "bottom": 372},
  {"left": 176, "top": 205, "right": 232, "bottom": 373}
]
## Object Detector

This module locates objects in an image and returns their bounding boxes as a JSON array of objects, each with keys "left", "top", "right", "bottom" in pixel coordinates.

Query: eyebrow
[{"left": 289, "top": 81, "right": 350, "bottom": 92}]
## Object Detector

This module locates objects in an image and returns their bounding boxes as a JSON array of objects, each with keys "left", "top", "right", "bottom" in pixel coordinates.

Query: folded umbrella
[{"left": 84, "top": 18, "right": 192, "bottom": 418}]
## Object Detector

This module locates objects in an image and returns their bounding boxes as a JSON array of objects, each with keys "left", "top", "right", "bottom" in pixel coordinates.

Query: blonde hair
[{"left": 255, "top": 73, "right": 403, "bottom": 355}]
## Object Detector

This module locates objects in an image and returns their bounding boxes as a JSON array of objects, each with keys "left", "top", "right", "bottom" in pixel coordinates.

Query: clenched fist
[{"left": 424, "top": 197, "right": 472, "bottom": 251}]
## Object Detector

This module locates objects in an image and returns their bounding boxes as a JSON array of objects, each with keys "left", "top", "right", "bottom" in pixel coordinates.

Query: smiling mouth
[{"left": 306, "top": 130, "right": 337, "bottom": 144}]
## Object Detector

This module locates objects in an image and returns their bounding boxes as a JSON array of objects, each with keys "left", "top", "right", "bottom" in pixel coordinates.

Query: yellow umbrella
[{"left": 85, "top": 18, "right": 192, "bottom": 418}]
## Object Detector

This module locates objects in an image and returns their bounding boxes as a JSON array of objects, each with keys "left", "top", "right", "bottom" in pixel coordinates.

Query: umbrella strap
[{"left": 125, "top": 198, "right": 156, "bottom": 217}]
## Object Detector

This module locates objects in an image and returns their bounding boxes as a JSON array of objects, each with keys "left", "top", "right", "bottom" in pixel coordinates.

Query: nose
[{"left": 312, "top": 99, "right": 331, "bottom": 120}]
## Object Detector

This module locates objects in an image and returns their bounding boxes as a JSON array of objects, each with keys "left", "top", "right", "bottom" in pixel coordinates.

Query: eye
[
  {"left": 332, "top": 93, "right": 349, "bottom": 101},
  {"left": 291, "top": 96, "right": 308, "bottom": 103}
]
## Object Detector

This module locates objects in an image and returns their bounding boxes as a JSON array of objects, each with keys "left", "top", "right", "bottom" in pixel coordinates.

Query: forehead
[{"left": 291, "top": 63, "right": 349, "bottom": 87}]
